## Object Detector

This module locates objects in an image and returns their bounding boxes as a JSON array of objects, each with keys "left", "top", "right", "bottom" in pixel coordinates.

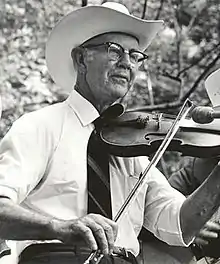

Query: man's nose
[{"left": 117, "top": 52, "right": 132, "bottom": 69}]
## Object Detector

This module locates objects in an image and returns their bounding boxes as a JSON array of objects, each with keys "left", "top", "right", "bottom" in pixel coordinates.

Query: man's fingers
[
  {"left": 194, "top": 221, "right": 220, "bottom": 246},
  {"left": 89, "top": 221, "right": 109, "bottom": 254},
  {"left": 99, "top": 223, "right": 115, "bottom": 254},
  {"left": 194, "top": 237, "right": 209, "bottom": 246},
  {"left": 55, "top": 214, "right": 118, "bottom": 255},
  {"left": 204, "top": 221, "right": 220, "bottom": 231},
  {"left": 88, "top": 214, "right": 118, "bottom": 254},
  {"left": 81, "top": 214, "right": 118, "bottom": 254},
  {"left": 103, "top": 217, "right": 118, "bottom": 241},
  {"left": 76, "top": 221, "right": 98, "bottom": 251},
  {"left": 197, "top": 229, "right": 218, "bottom": 239}
]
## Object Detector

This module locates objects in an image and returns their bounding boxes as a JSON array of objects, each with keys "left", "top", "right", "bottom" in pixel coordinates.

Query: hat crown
[{"left": 101, "top": 2, "right": 130, "bottom": 15}]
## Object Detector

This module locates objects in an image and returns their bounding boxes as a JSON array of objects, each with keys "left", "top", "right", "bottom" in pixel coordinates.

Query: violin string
[{"left": 140, "top": 99, "right": 193, "bottom": 177}]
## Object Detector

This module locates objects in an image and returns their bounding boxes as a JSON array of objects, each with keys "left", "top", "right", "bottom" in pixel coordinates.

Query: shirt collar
[{"left": 66, "top": 90, "right": 100, "bottom": 126}]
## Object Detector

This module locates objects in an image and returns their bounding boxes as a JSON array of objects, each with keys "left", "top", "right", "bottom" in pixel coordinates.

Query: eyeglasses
[{"left": 81, "top": 42, "right": 148, "bottom": 66}]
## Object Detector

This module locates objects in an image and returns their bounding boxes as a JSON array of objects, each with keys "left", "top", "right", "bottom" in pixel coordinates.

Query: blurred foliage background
[{"left": 1, "top": 0, "right": 220, "bottom": 176}]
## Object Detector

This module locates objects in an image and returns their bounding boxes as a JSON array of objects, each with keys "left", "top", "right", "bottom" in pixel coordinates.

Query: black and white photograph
[{"left": 0, "top": 1, "right": 220, "bottom": 264}]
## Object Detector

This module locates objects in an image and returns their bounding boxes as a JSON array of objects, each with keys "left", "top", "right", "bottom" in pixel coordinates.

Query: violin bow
[{"left": 87, "top": 99, "right": 194, "bottom": 264}]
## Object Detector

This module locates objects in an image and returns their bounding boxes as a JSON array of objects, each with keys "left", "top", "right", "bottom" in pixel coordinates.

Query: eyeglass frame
[{"left": 79, "top": 41, "right": 149, "bottom": 66}]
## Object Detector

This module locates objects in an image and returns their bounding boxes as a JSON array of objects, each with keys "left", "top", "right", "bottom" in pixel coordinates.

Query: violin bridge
[{"left": 154, "top": 113, "right": 163, "bottom": 131}]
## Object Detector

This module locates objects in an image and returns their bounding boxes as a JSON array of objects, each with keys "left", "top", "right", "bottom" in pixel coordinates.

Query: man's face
[{"left": 82, "top": 33, "right": 140, "bottom": 112}]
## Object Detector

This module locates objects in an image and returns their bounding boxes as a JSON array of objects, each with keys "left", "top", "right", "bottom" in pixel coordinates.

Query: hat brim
[{"left": 46, "top": 5, "right": 164, "bottom": 93}]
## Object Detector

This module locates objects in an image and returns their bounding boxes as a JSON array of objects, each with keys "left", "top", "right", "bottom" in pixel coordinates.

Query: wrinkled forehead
[{"left": 82, "top": 32, "right": 139, "bottom": 48}]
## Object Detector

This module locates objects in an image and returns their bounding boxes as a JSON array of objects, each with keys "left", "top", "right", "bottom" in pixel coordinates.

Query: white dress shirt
[{"left": 0, "top": 90, "right": 188, "bottom": 263}]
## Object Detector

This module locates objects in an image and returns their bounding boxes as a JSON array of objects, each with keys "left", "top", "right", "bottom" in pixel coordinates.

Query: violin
[{"left": 98, "top": 110, "right": 220, "bottom": 158}]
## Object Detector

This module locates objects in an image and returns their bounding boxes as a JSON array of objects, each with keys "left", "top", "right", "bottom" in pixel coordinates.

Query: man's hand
[
  {"left": 51, "top": 214, "right": 118, "bottom": 255},
  {"left": 194, "top": 221, "right": 220, "bottom": 246}
]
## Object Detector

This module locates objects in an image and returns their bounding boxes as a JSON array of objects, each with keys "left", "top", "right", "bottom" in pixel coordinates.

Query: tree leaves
[{"left": 1, "top": 0, "right": 220, "bottom": 141}]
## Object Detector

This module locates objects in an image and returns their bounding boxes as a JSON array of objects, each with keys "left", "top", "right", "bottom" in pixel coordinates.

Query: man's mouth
[{"left": 111, "top": 74, "right": 129, "bottom": 82}]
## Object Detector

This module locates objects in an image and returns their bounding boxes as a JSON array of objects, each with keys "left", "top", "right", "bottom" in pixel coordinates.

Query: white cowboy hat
[
  {"left": 205, "top": 68, "right": 220, "bottom": 108},
  {"left": 46, "top": 2, "right": 164, "bottom": 94}
]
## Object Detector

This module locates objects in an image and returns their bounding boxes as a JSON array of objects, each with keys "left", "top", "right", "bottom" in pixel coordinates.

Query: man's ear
[{"left": 71, "top": 47, "right": 86, "bottom": 72}]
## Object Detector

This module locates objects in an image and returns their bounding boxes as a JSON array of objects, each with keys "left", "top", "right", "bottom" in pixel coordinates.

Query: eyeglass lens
[{"left": 107, "top": 43, "right": 145, "bottom": 64}]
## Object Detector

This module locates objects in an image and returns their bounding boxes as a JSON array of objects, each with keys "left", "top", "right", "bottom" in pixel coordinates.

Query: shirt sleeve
[
  {"left": 0, "top": 113, "right": 53, "bottom": 204},
  {"left": 136, "top": 156, "right": 190, "bottom": 247}
]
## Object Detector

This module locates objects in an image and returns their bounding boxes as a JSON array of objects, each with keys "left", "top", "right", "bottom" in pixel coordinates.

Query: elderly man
[{"left": 1, "top": 2, "right": 220, "bottom": 264}]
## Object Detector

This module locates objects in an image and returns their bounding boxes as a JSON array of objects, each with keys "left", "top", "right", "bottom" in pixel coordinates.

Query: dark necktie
[{"left": 87, "top": 127, "right": 112, "bottom": 219}]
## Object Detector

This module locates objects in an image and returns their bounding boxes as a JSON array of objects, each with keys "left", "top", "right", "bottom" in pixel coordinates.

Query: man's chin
[
  {"left": 102, "top": 81, "right": 131, "bottom": 110},
  {"left": 115, "top": 85, "right": 131, "bottom": 102},
  {"left": 101, "top": 91, "right": 126, "bottom": 113},
  {"left": 111, "top": 81, "right": 130, "bottom": 96}
]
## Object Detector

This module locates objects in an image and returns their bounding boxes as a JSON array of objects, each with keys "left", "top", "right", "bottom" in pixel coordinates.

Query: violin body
[{"left": 100, "top": 111, "right": 220, "bottom": 158}]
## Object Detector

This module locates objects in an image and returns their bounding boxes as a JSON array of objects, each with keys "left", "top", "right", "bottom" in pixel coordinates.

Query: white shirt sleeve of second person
[
  {"left": 0, "top": 113, "right": 54, "bottom": 204},
  {"left": 137, "top": 156, "right": 191, "bottom": 247}
]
